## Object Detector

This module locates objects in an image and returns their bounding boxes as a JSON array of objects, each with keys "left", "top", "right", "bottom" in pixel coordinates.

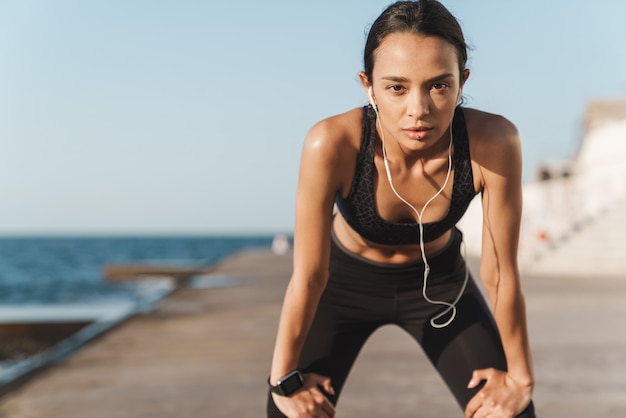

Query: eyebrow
[{"left": 381, "top": 73, "right": 455, "bottom": 84}]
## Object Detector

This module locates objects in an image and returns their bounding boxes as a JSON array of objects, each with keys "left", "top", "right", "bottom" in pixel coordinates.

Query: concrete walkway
[{"left": 0, "top": 249, "right": 624, "bottom": 417}]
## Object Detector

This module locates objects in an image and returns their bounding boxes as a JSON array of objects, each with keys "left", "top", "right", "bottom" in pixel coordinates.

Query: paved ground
[{"left": 0, "top": 249, "right": 624, "bottom": 417}]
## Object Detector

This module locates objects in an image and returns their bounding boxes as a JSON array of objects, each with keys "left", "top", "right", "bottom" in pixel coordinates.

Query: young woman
[{"left": 267, "top": 1, "right": 535, "bottom": 416}]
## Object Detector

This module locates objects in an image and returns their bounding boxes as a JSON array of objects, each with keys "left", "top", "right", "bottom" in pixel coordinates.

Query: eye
[
  {"left": 387, "top": 84, "right": 406, "bottom": 93},
  {"left": 432, "top": 82, "right": 450, "bottom": 91}
]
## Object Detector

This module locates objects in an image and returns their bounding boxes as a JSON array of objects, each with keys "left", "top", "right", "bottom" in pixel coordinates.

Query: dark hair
[{"left": 363, "top": 0, "right": 468, "bottom": 83}]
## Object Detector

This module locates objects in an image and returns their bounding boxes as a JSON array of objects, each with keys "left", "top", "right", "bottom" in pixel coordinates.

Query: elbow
[
  {"left": 287, "top": 268, "right": 329, "bottom": 298},
  {"left": 306, "top": 272, "right": 329, "bottom": 296},
  {"left": 480, "top": 256, "right": 521, "bottom": 291},
  {"left": 479, "top": 265, "right": 499, "bottom": 295},
  {"left": 479, "top": 265, "right": 523, "bottom": 305}
]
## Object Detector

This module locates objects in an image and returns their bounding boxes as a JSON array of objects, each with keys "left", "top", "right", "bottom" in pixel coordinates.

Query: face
[{"left": 361, "top": 32, "right": 469, "bottom": 155}]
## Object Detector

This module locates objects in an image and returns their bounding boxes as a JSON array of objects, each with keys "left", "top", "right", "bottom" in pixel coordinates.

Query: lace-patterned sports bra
[{"left": 335, "top": 106, "right": 477, "bottom": 245}]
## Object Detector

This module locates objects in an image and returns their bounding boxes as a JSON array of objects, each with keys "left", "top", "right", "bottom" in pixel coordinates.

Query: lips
[{"left": 403, "top": 126, "right": 432, "bottom": 141}]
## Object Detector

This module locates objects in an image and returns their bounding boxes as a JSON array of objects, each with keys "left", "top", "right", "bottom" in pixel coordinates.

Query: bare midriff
[{"left": 332, "top": 213, "right": 453, "bottom": 264}]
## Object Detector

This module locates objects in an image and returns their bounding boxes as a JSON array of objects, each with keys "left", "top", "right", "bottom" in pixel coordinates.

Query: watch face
[{"left": 279, "top": 371, "right": 303, "bottom": 395}]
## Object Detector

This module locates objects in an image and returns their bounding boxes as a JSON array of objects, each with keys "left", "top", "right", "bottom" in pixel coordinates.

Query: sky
[{"left": 1, "top": 0, "right": 625, "bottom": 235}]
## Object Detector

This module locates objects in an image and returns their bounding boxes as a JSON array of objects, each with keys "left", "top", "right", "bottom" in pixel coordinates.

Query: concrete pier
[{"left": 0, "top": 249, "right": 624, "bottom": 417}]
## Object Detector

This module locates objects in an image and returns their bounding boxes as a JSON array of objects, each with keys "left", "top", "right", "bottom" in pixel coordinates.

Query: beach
[{"left": 0, "top": 248, "right": 624, "bottom": 417}]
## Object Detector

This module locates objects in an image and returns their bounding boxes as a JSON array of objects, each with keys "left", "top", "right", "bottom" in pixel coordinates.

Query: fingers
[
  {"left": 319, "top": 393, "right": 335, "bottom": 417},
  {"left": 467, "top": 368, "right": 494, "bottom": 389},
  {"left": 306, "top": 386, "right": 335, "bottom": 417},
  {"left": 465, "top": 368, "right": 494, "bottom": 417},
  {"left": 465, "top": 393, "right": 482, "bottom": 418},
  {"left": 272, "top": 387, "right": 335, "bottom": 418},
  {"left": 320, "top": 376, "right": 335, "bottom": 396},
  {"left": 466, "top": 395, "right": 499, "bottom": 418},
  {"left": 291, "top": 373, "right": 334, "bottom": 417},
  {"left": 309, "top": 374, "right": 335, "bottom": 416},
  {"left": 465, "top": 369, "right": 525, "bottom": 418},
  {"left": 308, "top": 373, "right": 335, "bottom": 396}
]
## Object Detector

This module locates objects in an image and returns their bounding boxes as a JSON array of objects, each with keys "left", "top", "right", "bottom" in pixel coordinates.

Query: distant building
[
  {"left": 458, "top": 98, "right": 626, "bottom": 263},
  {"left": 535, "top": 160, "right": 573, "bottom": 182},
  {"left": 523, "top": 99, "right": 626, "bottom": 262},
  {"left": 535, "top": 100, "right": 626, "bottom": 183},
  {"left": 582, "top": 99, "right": 626, "bottom": 134}
]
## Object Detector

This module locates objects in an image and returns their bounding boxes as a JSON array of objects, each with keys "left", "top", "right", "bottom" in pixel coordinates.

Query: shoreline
[{"left": 0, "top": 258, "right": 249, "bottom": 396}]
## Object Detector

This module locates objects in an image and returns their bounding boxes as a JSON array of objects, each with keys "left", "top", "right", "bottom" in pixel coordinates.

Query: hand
[
  {"left": 465, "top": 368, "right": 532, "bottom": 418},
  {"left": 272, "top": 373, "right": 336, "bottom": 418}
]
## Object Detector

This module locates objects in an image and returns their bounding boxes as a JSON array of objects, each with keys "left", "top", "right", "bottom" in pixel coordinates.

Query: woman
[{"left": 267, "top": 1, "right": 535, "bottom": 417}]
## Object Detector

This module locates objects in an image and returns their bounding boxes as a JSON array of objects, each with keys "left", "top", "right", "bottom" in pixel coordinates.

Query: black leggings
[{"left": 267, "top": 228, "right": 535, "bottom": 417}]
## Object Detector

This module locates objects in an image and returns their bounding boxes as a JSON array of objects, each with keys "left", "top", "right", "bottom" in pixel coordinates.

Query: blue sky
[{"left": 1, "top": 0, "right": 625, "bottom": 235}]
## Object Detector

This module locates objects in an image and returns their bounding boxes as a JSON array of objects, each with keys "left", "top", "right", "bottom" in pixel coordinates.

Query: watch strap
[{"left": 268, "top": 370, "right": 304, "bottom": 397}]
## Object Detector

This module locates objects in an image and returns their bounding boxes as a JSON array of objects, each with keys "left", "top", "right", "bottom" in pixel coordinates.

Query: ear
[
  {"left": 359, "top": 71, "right": 376, "bottom": 108},
  {"left": 457, "top": 69, "right": 471, "bottom": 104},
  {"left": 461, "top": 68, "right": 470, "bottom": 85},
  {"left": 358, "top": 71, "right": 371, "bottom": 90}
]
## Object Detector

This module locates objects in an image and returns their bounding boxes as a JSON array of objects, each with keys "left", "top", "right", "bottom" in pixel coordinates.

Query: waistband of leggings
[{"left": 330, "top": 225, "right": 464, "bottom": 280}]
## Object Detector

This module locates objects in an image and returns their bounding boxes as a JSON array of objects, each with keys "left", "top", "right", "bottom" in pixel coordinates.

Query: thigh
[
  {"left": 403, "top": 277, "right": 535, "bottom": 418},
  {"left": 413, "top": 279, "right": 536, "bottom": 417},
  {"left": 299, "top": 283, "right": 384, "bottom": 396},
  {"left": 267, "top": 283, "right": 383, "bottom": 417},
  {"left": 420, "top": 279, "right": 506, "bottom": 407}
]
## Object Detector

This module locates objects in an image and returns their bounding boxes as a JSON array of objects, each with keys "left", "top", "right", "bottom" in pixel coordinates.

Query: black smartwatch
[{"left": 268, "top": 370, "right": 304, "bottom": 397}]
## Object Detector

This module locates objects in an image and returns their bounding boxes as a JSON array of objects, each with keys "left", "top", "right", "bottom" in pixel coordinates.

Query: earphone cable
[{"left": 376, "top": 111, "right": 470, "bottom": 328}]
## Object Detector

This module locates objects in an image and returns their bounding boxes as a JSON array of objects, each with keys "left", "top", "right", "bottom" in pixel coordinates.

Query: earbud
[{"left": 368, "top": 86, "right": 377, "bottom": 111}]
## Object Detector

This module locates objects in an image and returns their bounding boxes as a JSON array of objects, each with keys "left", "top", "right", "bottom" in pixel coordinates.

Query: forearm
[
  {"left": 270, "top": 275, "right": 326, "bottom": 383},
  {"left": 486, "top": 279, "right": 534, "bottom": 387}
]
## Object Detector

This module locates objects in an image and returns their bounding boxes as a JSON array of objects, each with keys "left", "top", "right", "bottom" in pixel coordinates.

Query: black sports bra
[{"left": 335, "top": 106, "right": 477, "bottom": 245}]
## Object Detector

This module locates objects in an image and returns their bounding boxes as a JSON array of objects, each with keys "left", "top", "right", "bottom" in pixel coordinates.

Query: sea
[
  {"left": 0, "top": 235, "right": 278, "bottom": 385},
  {"left": 0, "top": 235, "right": 276, "bottom": 306}
]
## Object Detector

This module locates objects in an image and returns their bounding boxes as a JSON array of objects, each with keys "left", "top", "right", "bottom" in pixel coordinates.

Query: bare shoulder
[
  {"left": 462, "top": 107, "right": 522, "bottom": 187},
  {"left": 297, "top": 107, "right": 364, "bottom": 196},
  {"left": 303, "top": 107, "right": 364, "bottom": 159},
  {"left": 463, "top": 108, "right": 519, "bottom": 149}
]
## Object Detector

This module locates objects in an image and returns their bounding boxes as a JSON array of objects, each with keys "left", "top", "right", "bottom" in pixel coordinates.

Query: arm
[
  {"left": 269, "top": 119, "right": 348, "bottom": 417},
  {"left": 466, "top": 115, "right": 534, "bottom": 417}
]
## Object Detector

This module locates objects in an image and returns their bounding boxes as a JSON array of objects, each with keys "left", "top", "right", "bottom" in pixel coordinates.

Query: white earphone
[
  {"left": 369, "top": 85, "right": 469, "bottom": 328},
  {"left": 368, "top": 86, "right": 377, "bottom": 110}
]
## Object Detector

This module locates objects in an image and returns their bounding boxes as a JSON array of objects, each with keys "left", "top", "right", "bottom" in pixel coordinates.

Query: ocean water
[
  {"left": 0, "top": 236, "right": 278, "bottom": 384},
  {"left": 0, "top": 236, "right": 275, "bottom": 306}
]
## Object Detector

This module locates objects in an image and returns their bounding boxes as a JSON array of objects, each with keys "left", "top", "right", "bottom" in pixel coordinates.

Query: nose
[{"left": 407, "top": 90, "right": 430, "bottom": 119}]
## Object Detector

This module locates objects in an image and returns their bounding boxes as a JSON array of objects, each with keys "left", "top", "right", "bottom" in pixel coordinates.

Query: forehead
[{"left": 373, "top": 32, "right": 459, "bottom": 78}]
